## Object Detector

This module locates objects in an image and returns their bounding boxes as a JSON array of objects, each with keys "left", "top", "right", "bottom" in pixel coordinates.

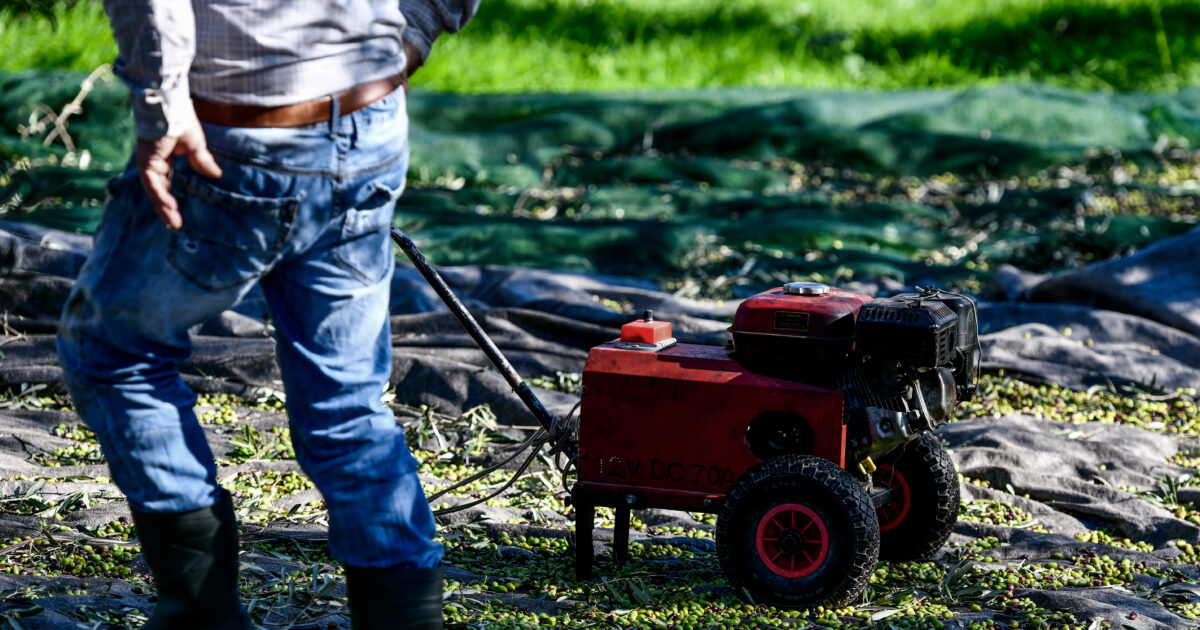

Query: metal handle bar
[{"left": 390, "top": 227, "right": 575, "bottom": 455}]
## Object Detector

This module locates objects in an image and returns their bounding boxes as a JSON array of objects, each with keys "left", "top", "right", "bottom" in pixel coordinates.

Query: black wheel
[
  {"left": 716, "top": 455, "right": 879, "bottom": 609},
  {"left": 873, "top": 432, "right": 959, "bottom": 561}
]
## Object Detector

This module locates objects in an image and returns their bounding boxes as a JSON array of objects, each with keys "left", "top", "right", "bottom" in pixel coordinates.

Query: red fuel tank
[{"left": 729, "top": 282, "right": 873, "bottom": 379}]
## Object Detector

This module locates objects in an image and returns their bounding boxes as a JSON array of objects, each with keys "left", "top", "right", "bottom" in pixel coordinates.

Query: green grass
[
  {"left": 0, "top": 1, "right": 113, "bottom": 73},
  {"left": 2, "top": 0, "right": 1198, "bottom": 92}
]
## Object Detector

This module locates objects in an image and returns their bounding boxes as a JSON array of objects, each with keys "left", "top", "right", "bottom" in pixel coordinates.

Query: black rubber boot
[
  {"left": 346, "top": 564, "right": 443, "bottom": 629},
  {"left": 131, "top": 492, "right": 251, "bottom": 630}
]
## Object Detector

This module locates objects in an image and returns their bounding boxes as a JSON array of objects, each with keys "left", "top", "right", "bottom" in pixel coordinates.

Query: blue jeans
[{"left": 56, "top": 89, "right": 442, "bottom": 570}]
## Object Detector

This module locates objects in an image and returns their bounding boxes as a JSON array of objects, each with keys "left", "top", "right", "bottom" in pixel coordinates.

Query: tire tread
[
  {"left": 878, "top": 432, "right": 960, "bottom": 561},
  {"left": 717, "top": 455, "right": 880, "bottom": 609}
]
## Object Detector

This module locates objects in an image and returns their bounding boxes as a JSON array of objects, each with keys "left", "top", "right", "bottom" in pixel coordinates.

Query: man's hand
[
  {"left": 401, "top": 40, "right": 424, "bottom": 93},
  {"left": 135, "top": 112, "right": 223, "bottom": 230}
]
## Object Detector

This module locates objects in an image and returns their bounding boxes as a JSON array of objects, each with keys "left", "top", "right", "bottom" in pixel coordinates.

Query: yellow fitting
[{"left": 857, "top": 456, "right": 876, "bottom": 476}]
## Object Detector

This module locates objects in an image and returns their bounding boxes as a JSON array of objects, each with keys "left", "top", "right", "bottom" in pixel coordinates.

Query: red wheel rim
[
  {"left": 755, "top": 503, "right": 829, "bottom": 578},
  {"left": 875, "top": 464, "right": 911, "bottom": 533}
]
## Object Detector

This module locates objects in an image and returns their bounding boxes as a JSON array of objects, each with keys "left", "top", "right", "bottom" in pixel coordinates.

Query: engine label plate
[{"left": 773, "top": 311, "right": 811, "bottom": 332}]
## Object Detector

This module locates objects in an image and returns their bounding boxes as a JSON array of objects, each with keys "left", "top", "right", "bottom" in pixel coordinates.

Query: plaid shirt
[{"left": 103, "top": 0, "right": 479, "bottom": 139}]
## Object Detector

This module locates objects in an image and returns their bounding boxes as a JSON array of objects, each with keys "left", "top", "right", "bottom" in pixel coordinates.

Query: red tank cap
[{"left": 621, "top": 310, "right": 672, "bottom": 345}]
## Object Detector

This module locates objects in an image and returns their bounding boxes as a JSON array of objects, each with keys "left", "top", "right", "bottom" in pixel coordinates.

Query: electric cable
[
  {"left": 426, "top": 429, "right": 544, "bottom": 503},
  {"left": 432, "top": 438, "right": 544, "bottom": 516},
  {"left": 429, "top": 401, "right": 581, "bottom": 518}
]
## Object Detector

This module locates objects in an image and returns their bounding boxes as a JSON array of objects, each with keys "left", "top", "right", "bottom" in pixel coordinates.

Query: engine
[{"left": 729, "top": 282, "right": 979, "bottom": 463}]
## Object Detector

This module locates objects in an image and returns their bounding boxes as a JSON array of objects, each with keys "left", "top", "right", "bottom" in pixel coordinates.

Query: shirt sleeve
[
  {"left": 103, "top": 0, "right": 196, "bottom": 140},
  {"left": 398, "top": 0, "right": 481, "bottom": 63}
]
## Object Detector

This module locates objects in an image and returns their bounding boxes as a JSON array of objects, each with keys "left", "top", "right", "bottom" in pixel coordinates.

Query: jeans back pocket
[
  {"left": 330, "top": 179, "right": 403, "bottom": 286},
  {"left": 167, "top": 170, "right": 301, "bottom": 292}
]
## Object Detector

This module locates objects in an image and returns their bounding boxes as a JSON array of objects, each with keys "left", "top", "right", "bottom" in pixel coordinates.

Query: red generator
[{"left": 573, "top": 282, "right": 979, "bottom": 608}]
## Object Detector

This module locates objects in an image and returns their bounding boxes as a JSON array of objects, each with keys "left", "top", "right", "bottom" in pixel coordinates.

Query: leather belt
[{"left": 192, "top": 73, "right": 404, "bottom": 128}]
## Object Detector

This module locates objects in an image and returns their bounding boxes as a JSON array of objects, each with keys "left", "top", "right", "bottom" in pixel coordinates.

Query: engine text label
[
  {"left": 594, "top": 456, "right": 736, "bottom": 487},
  {"left": 773, "top": 311, "right": 810, "bottom": 332}
]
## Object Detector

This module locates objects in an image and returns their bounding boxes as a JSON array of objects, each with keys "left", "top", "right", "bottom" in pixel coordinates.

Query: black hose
[{"left": 390, "top": 227, "right": 576, "bottom": 458}]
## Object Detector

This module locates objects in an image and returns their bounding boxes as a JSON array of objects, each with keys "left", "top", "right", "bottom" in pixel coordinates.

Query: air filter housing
[{"left": 856, "top": 295, "right": 957, "bottom": 368}]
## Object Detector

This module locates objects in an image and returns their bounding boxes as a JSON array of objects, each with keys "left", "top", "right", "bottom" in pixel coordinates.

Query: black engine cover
[
  {"left": 855, "top": 289, "right": 979, "bottom": 401},
  {"left": 856, "top": 297, "right": 958, "bottom": 367}
]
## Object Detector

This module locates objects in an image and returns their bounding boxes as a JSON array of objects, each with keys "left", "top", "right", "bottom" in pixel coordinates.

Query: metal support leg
[
  {"left": 574, "top": 501, "right": 594, "bottom": 580},
  {"left": 614, "top": 507, "right": 631, "bottom": 567}
]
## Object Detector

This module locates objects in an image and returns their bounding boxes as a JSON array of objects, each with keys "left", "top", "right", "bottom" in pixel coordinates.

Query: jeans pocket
[
  {"left": 167, "top": 170, "right": 301, "bottom": 292},
  {"left": 331, "top": 180, "right": 402, "bottom": 285},
  {"left": 86, "top": 168, "right": 141, "bottom": 275},
  {"left": 104, "top": 167, "right": 139, "bottom": 206}
]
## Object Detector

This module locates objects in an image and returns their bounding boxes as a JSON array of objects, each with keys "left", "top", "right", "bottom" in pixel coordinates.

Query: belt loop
[{"left": 327, "top": 93, "right": 340, "bottom": 135}]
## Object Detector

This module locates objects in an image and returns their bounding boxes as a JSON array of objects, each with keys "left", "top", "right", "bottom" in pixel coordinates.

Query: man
[{"left": 56, "top": 1, "right": 479, "bottom": 628}]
